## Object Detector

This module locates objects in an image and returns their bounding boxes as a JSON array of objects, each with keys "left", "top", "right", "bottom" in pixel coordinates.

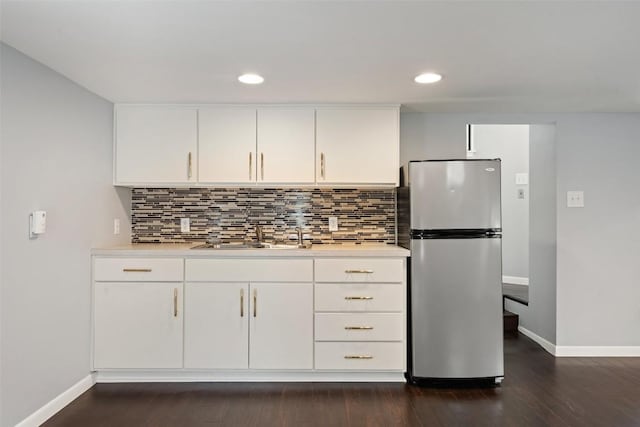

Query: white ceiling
[{"left": 2, "top": 1, "right": 639, "bottom": 112}]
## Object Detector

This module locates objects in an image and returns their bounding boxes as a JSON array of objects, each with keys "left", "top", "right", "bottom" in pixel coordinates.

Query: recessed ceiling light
[
  {"left": 238, "top": 73, "right": 264, "bottom": 84},
  {"left": 414, "top": 72, "right": 442, "bottom": 84}
]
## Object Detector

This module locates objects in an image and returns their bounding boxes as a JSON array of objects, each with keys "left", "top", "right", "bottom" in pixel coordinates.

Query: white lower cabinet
[
  {"left": 93, "top": 255, "right": 405, "bottom": 378},
  {"left": 249, "top": 283, "right": 313, "bottom": 370},
  {"left": 94, "top": 282, "right": 183, "bottom": 369},
  {"left": 184, "top": 283, "right": 249, "bottom": 369},
  {"left": 183, "top": 281, "right": 313, "bottom": 370}
]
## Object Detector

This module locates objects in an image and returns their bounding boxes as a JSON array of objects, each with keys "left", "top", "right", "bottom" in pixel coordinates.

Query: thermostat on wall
[{"left": 30, "top": 210, "right": 47, "bottom": 238}]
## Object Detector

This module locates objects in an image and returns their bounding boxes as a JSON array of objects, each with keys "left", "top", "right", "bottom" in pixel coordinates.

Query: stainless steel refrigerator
[{"left": 399, "top": 159, "right": 504, "bottom": 385}]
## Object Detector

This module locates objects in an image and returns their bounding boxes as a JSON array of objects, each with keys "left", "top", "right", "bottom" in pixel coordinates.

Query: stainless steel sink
[
  {"left": 191, "top": 242, "right": 310, "bottom": 250},
  {"left": 191, "top": 243, "right": 264, "bottom": 250}
]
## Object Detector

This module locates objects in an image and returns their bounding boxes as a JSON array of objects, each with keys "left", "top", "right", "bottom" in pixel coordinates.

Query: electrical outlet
[
  {"left": 180, "top": 218, "right": 191, "bottom": 232},
  {"left": 517, "top": 189, "right": 525, "bottom": 199},
  {"left": 567, "top": 191, "right": 584, "bottom": 208},
  {"left": 113, "top": 218, "right": 121, "bottom": 235},
  {"left": 328, "top": 216, "right": 338, "bottom": 232}
]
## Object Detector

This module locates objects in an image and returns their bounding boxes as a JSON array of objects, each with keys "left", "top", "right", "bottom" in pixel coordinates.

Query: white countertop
[{"left": 91, "top": 242, "right": 410, "bottom": 257}]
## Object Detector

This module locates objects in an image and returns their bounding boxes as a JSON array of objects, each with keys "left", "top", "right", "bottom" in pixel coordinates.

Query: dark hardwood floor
[{"left": 45, "top": 335, "right": 640, "bottom": 427}]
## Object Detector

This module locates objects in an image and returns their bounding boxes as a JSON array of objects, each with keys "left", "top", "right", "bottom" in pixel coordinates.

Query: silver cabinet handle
[
  {"left": 173, "top": 288, "right": 178, "bottom": 317},
  {"left": 123, "top": 268, "right": 152, "bottom": 273},
  {"left": 344, "top": 355, "right": 373, "bottom": 360},
  {"left": 320, "top": 152, "right": 325, "bottom": 179},
  {"left": 249, "top": 152, "right": 253, "bottom": 180},
  {"left": 187, "top": 152, "right": 193, "bottom": 179},
  {"left": 253, "top": 289, "right": 257, "bottom": 317},
  {"left": 240, "top": 288, "right": 244, "bottom": 317},
  {"left": 260, "top": 152, "right": 264, "bottom": 180},
  {"left": 344, "top": 326, "right": 374, "bottom": 330},
  {"left": 345, "top": 269, "right": 374, "bottom": 274},
  {"left": 344, "top": 296, "right": 374, "bottom": 300}
]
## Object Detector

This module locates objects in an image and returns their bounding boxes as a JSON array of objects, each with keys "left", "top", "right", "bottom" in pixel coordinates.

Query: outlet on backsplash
[
  {"left": 180, "top": 218, "right": 190, "bottom": 233},
  {"left": 328, "top": 216, "right": 338, "bottom": 232}
]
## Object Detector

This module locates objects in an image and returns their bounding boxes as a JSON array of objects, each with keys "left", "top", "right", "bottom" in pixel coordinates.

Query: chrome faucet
[
  {"left": 295, "top": 227, "right": 303, "bottom": 246},
  {"left": 255, "top": 225, "right": 264, "bottom": 245}
]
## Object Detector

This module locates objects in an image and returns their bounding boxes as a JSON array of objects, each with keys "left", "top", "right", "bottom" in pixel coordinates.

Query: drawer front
[
  {"left": 186, "top": 258, "right": 313, "bottom": 282},
  {"left": 315, "top": 313, "right": 404, "bottom": 342},
  {"left": 94, "top": 258, "right": 184, "bottom": 282},
  {"left": 315, "top": 258, "right": 404, "bottom": 283},
  {"left": 315, "top": 283, "right": 404, "bottom": 312},
  {"left": 315, "top": 342, "right": 405, "bottom": 371}
]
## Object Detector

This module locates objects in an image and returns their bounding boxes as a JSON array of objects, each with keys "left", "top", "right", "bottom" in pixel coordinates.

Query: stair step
[{"left": 503, "top": 310, "right": 519, "bottom": 336}]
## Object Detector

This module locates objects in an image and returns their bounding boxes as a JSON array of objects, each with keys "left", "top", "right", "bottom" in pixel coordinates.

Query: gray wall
[
  {"left": 527, "top": 124, "right": 557, "bottom": 343},
  {"left": 471, "top": 125, "right": 530, "bottom": 281},
  {"left": 400, "top": 112, "right": 640, "bottom": 347},
  {"left": 554, "top": 114, "right": 640, "bottom": 346},
  {"left": 0, "top": 44, "right": 131, "bottom": 427}
]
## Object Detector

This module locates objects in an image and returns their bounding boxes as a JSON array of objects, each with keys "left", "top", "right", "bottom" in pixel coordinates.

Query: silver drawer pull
[
  {"left": 344, "top": 355, "right": 373, "bottom": 360},
  {"left": 344, "top": 326, "right": 374, "bottom": 330},
  {"left": 344, "top": 296, "right": 373, "bottom": 300},
  {"left": 173, "top": 288, "right": 178, "bottom": 317},
  {"left": 345, "top": 269, "right": 373, "bottom": 274},
  {"left": 123, "top": 268, "right": 152, "bottom": 273}
]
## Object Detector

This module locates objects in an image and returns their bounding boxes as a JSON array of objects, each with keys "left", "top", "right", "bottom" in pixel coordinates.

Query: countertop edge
[{"left": 91, "top": 245, "right": 410, "bottom": 257}]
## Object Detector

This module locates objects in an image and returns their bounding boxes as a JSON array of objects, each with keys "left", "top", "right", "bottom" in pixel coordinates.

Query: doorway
[
  {"left": 466, "top": 123, "right": 557, "bottom": 343},
  {"left": 467, "top": 124, "right": 530, "bottom": 304}
]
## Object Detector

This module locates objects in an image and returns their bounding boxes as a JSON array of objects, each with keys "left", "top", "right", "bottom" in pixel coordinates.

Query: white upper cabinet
[
  {"left": 257, "top": 108, "right": 315, "bottom": 184},
  {"left": 199, "top": 108, "right": 257, "bottom": 183},
  {"left": 316, "top": 108, "right": 399, "bottom": 185},
  {"left": 115, "top": 106, "right": 197, "bottom": 184},
  {"left": 114, "top": 104, "right": 399, "bottom": 186}
]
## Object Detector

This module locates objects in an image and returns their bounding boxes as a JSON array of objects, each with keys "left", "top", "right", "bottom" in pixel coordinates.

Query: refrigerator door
[
  {"left": 409, "top": 160, "right": 501, "bottom": 231},
  {"left": 410, "top": 237, "right": 503, "bottom": 379}
]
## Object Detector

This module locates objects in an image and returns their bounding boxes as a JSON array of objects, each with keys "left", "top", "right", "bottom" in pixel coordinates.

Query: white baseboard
[
  {"left": 503, "top": 276, "right": 529, "bottom": 286},
  {"left": 518, "top": 326, "right": 556, "bottom": 355},
  {"left": 96, "top": 370, "right": 405, "bottom": 383},
  {"left": 518, "top": 326, "right": 640, "bottom": 357},
  {"left": 555, "top": 346, "right": 640, "bottom": 357},
  {"left": 16, "top": 373, "right": 96, "bottom": 427}
]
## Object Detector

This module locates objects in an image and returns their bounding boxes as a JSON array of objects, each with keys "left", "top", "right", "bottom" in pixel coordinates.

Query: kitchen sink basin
[
  {"left": 191, "top": 242, "right": 310, "bottom": 250},
  {"left": 191, "top": 243, "right": 263, "bottom": 250}
]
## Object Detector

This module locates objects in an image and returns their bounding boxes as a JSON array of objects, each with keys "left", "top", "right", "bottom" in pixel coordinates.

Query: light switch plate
[
  {"left": 113, "top": 218, "right": 121, "bottom": 235},
  {"left": 515, "top": 173, "right": 529, "bottom": 185},
  {"left": 567, "top": 191, "right": 585, "bottom": 208},
  {"left": 328, "top": 216, "right": 338, "bottom": 232},
  {"left": 180, "top": 218, "right": 191, "bottom": 232}
]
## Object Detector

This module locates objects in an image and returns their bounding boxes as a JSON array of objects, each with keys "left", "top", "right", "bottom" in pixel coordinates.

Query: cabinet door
[
  {"left": 184, "top": 283, "right": 249, "bottom": 369},
  {"left": 199, "top": 108, "right": 257, "bottom": 183},
  {"left": 115, "top": 106, "right": 197, "bottom": 184},
  {"left": 249, "top": 283, "right": 313, "bottom": 370},
  {"left": 316, "top": 108, "right": 399, "bottom": 185},
  {"left": 257, "top": 108, "right": 315, "bottom": 183},
  {"left": 94, "top": 283, "right": 183, "bottom": 369}
]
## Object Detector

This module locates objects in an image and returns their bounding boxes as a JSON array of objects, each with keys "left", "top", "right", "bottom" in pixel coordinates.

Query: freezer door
[
  {"left": 410, "top": 237, "right": 503, "bottom": 379},
  {"left": 410, "top": 160, "right": 501, "bottom": 230}
]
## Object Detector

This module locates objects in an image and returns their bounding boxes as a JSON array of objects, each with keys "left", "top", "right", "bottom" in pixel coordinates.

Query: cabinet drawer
[
  {"left": 315, "top": 313, "right": 404, "bottom": 342},
  {"left": 314, "top": 258, "right": 404, "bottom": 283},
  {"left": 94, "top": 258, "right": 184, "bottom": 282},
  {"left": 315, "top": 342, "right": 404, "bottom": 371},
  {"left": 315, "top": 283, "right": 403, "bottom": 312},
  {"left": 186, "top": 258, "right": 313, "bottom": 282}
]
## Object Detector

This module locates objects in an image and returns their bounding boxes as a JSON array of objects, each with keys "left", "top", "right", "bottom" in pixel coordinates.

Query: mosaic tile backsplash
[{"left": 131, "top": 188, "right": 396, "bottom": 244}]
